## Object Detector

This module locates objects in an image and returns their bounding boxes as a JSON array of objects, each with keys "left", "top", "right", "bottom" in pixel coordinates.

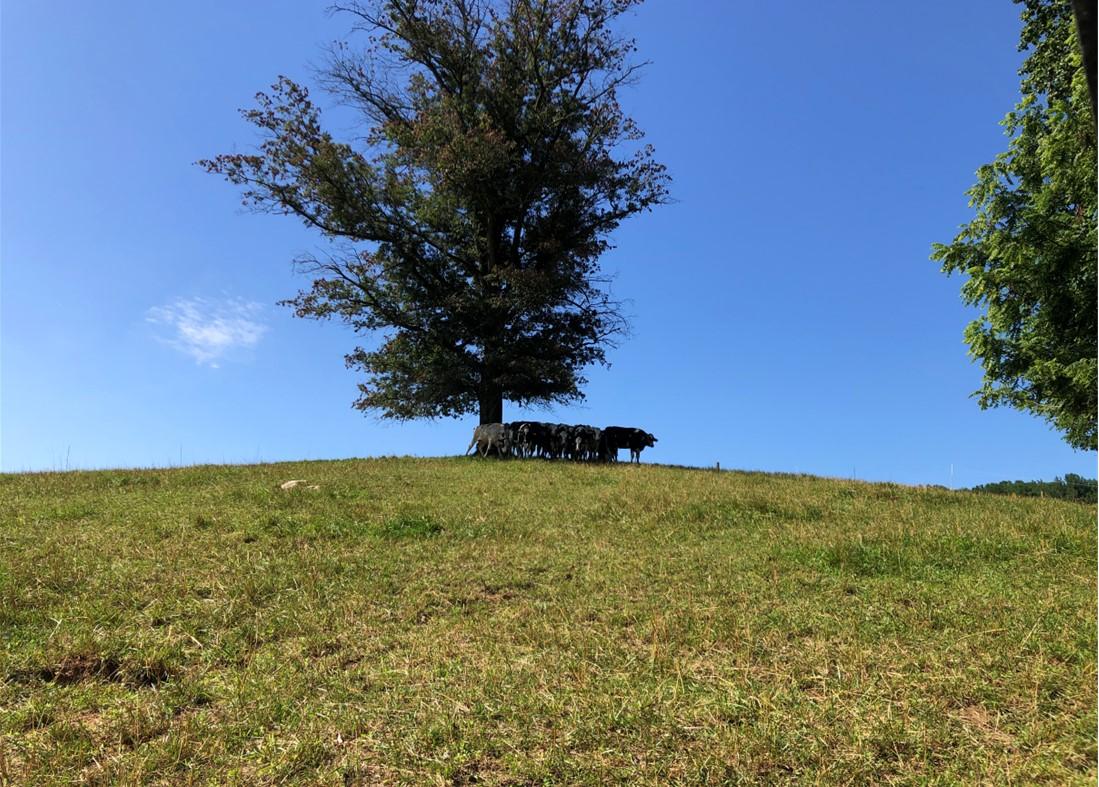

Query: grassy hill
[{"left": 2, "top": 458, "right": 1095, "bottom": 784}]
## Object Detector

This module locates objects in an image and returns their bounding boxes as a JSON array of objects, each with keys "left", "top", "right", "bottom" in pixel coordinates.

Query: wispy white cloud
[{"left": 147, "top": 296, "right": 267, "bottom": 367}]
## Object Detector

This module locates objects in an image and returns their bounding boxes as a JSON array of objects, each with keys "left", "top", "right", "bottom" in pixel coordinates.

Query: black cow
[
  {"left": 549, "top": 423, "right": 572, "bottom": 460},
  {"left": 573, "top": 425, "right": 602, "bottom": 462},
  {"left": 507, "top": 421, "right": 538, "bottom": 458},
  {"left": 626, "top": 429, "right": 657, "bottom": 463},
  {"left": 603, "top": 426, "right": 657, "bottom": 463},
  {"left": 511, "top": 421, "right": 554, "bottom": 458}
]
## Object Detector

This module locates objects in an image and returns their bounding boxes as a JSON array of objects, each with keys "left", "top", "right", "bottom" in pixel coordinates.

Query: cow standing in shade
[
  {"left": 465, "top": 423, "right": 511, "bottom": 458},
  {"left": 464, "top": 422, "right": 656, "bottom": 463}
]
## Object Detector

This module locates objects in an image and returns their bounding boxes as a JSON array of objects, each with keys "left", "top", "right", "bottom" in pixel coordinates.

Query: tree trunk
[
  {"left": 479, "top": 387, "right": 503, "bottom": 424},
  {"left": 1071, "top": 0, "right": 1097, "bottom": 124}
]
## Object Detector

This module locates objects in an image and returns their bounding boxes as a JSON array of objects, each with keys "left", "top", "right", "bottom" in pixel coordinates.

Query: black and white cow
[
  {"left": 465, "top": 421, "right": 656, "bottom": 463},
  {"left": 573, "top": 425, "right": 602, "bottom": 462}
]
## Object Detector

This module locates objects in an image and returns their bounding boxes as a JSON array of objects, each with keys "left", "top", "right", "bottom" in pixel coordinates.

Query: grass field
[{"left": 1, "top": 457, "right": 1095, "bottom": 784}]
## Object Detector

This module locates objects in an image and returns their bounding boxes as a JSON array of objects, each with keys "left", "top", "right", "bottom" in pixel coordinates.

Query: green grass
[{"left": 1, "top": 457, "right": 1095, "bottom": 784}]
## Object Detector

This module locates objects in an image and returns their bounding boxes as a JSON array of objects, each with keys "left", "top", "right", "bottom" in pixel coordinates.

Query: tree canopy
[
  {"left": 968, "top": 472, "right": 1097, "bottom": 503},
  {"left": 201, "top": 0, "right": 669, "bottom": 424},
  {"left": 932, "top": 0, "right": 1097, "bottom": 450}
]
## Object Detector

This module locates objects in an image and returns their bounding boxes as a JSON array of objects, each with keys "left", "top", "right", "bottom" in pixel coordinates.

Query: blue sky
[{"left": 3, "top": 0, "right": 1095, "bottom": 486}]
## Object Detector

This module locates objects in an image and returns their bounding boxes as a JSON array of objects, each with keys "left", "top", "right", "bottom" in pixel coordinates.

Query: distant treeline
[{"left": 968, "top": 473, "right": 1097, "bottom": 503}]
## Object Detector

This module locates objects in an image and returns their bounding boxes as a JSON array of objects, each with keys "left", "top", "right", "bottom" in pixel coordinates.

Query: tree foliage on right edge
[{"left": 933, "top": 0, "right": 1097, "bottom": 450}]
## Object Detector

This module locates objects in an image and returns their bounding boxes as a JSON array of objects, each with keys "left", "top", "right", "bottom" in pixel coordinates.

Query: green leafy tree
[
  {"left": 201, "top": 0, "right": 668, "bottom": 424},
  {"left": 933, "top": 0, "right": 1097, "bottom": 450},
  {"left": 969, "top": 472, "right": 1097, "bottom": 502}
]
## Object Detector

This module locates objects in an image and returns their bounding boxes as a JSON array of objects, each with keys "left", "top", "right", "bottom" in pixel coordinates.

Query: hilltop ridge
[{"left": 2, "top": 457, "right": 1095, "bottom": 783}]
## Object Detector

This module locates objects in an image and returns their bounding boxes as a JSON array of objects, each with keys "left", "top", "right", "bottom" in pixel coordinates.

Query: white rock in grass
[{"left": 280, "top": 479, "right": 307, "bottom": 490}]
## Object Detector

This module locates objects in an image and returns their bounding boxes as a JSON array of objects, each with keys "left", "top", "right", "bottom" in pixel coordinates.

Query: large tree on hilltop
[
  {"left": 202, "top": 0, "right": 669, "bottom": 424},
  {"left": 933, "top": 0, "right": 1097, "bottom": 450}
]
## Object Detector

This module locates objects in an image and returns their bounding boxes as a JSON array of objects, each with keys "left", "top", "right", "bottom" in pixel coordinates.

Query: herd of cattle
[{"left": 465, "top": 422, "right": 658, "bottom": 463}]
